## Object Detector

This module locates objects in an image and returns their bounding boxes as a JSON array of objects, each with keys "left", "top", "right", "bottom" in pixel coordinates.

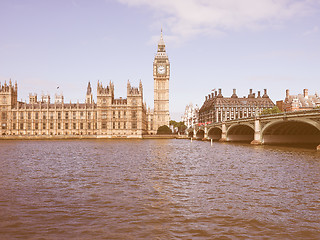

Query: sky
[{"left": 1, "top": 0, "right": 319, "bottom": 120}]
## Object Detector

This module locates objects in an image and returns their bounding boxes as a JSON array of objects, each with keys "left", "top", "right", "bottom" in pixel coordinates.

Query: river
[{"left": 0, "top": 139, "right": 319, "bottom": 239}]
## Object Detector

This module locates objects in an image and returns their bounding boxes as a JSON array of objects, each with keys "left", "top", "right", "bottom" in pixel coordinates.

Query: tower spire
[{"left": 158, "top": 28, "right": 165, "bottom": 52}]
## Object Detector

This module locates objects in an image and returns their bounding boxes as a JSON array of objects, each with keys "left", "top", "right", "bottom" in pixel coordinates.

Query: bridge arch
[
  {"left": 261, "top": 119, "right": 320, "bottom": 144},
  {"left": 227, "top": 124, "right": 254, "bottom": 142},
  {"left": 208, "top": 127, "right": 222, "bottom": 140},
  {"left": 196, "top": 129, "right": 205, "bottom": 139},
  {"left": 187, "top": 130, "right": 194, "bottom": 138}
]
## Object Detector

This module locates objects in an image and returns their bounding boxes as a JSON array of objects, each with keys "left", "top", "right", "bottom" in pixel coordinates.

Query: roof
[{"left": 200, "top": 97, "right": 274, "bottom": 113}]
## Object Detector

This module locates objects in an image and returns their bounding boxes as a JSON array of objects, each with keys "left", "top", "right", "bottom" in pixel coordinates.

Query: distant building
[
  {"left": 279, "top": 89, "right": 320, "bottom": 112},
  {"left": 181, "top": 103, "right": 199, "bottom": 128},
  {"left": 199, "top": 89, "right": 274, "bottom": 123}
]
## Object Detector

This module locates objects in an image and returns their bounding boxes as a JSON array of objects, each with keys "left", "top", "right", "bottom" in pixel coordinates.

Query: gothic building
[
  {"left": 0, "top": 31, "right": 170, "bottom": 138},
  {"left": 199, "top": 89, "right": 274, "bottom": 124}
]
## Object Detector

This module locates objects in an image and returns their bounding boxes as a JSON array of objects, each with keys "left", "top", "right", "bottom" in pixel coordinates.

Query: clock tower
[{"left": 153, "top": 29, "right": 170, "bottom": 130}]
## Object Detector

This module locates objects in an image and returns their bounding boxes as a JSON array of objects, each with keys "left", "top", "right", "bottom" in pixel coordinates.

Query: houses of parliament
[{"left": 0, "top": 31, "right": 170, "bottom": 138}]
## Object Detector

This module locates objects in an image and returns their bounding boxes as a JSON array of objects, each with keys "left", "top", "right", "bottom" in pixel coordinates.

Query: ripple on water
[{"left": 0, "top": 139, "right": 320, "bottom": 239}]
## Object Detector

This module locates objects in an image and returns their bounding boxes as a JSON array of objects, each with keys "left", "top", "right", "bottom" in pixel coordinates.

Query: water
[{"left": 0, "top": 139, "right": 319, "bottom": 239}]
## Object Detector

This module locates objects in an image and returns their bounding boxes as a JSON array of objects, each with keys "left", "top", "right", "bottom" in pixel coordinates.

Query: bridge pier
[
  {"left": 204, "top": 127, "right": 208, "bottom": 140},
  {"left": 251, "top": 118, "right": 262, "bottom": 145},
  {"left": 219, "top": 123, "right": 227, "bottom": 142},
  {"left": 317, "top": 144, "right": 320, "bottom": 151}
]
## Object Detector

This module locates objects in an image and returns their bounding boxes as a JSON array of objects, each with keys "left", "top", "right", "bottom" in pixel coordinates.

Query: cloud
[
  {"left": 303, "top": 26, "right": 319, "bottom": 36},
  {"left": 117, "top": 0, "right": 320, "bottom": 42}
]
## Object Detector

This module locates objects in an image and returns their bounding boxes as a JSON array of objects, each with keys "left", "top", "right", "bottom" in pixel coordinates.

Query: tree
[
  {"left": 157, "top": 125, "right": 172, "bottom": 134},
  {"left": 261, "top": 106, "right": 282, "bottom": 115},
  {"left": 169, "top": 120, "right": 187, "bottom": 134}
]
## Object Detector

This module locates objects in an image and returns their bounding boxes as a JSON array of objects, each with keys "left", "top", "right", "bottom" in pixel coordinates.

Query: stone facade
[
  {"left": 199, "top": 88, "right": 274, "bottom": 124},
  {"left": 0, "top": 31, "right": 170, "bottom": 138}
]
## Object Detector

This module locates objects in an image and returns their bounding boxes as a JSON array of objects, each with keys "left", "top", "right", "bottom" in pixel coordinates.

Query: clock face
[{"left": 157, "top": 65, "right": 166, "bottom": 74}]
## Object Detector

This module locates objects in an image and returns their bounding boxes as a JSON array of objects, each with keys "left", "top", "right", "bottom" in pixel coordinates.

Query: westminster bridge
[{"left": 188, "top": 109, "right": 320, "bottom": 150}]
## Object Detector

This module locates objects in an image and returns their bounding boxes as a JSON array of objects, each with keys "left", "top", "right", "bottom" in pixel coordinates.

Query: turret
[
  {"left": 86, "top": 81, "right": 93, "bottom": 104},
  {"left": 0, "top": 79, "right": 18, "bottom": 108}
]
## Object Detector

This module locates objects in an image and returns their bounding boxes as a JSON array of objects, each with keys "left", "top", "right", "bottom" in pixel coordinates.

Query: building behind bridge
[
  {"left": 199, "top": 89, "right": 274, "bottom": 124},
  {"left": 276, "top": 89, "right": 320, "bottom": 112},
  {"left": 181, "top": 103, "right": 199, "bottom": 129}
]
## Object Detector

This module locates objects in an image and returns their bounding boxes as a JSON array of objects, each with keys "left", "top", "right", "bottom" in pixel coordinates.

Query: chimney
[
  {"left": 211, "top": 92, "right": 214, "bottom": 98},
  {"left": 257, "top": 91, "right": 261, "bottom": 98},
  {"left": 286, "top": 89, "right": 290, "bottom": 98},
  {"left": 262, "top": 89, "right": 269, "bottom": 98},
  {"left": 231, "top": 89, "right": 238, "bottom": 98},
  {"left": 215, "top": 90, "right": 217, "bottom": 96},
  {"left": 248, "top": 89, "right": 253, "bottom": 98},
  {"left": 205, "top": 96, "right": 208, "bottom": 101},
  {"left": 303, "top": 89, "right": 308, "bottom": 99},
  {"left": 217, "top": 88, "right": 223, "bottom": 97},
  {"left": 250, "top": 89, "right": 253, "bottom": 94}
]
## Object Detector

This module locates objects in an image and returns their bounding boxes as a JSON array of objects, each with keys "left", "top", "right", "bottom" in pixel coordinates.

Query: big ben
[{"left": 153, "top": 29, "right": 170, "bottom": 130}]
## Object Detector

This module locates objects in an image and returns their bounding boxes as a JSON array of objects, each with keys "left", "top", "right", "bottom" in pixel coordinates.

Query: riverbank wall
[{"left": 0, "top": 135, "right": 190, "bottom": 140}]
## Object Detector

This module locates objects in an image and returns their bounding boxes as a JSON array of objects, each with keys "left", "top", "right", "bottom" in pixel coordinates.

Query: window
[
  {"left": 102, "top": 122, "right": 107, "bottom": 129},
  {"left": 113, "top": 122, "right": 115, "bottom": 129},
  {"left": 88, "top": 123, "right": 91, "bottom": 129},
  {"left": 35, "top": 123, "right": 38, "bottom": 130},
  {"left": 35, "top": 112, "right": 39, "bottom": 119},
  {"left": 50, "top": 123, "right": 53, "bottom": 129},
  {"left": 13, "top": 123, "right": 16, "bottom": 130},
  {"left": 73, "top": 123, "right": 76, "bottom": 129},
  {"left": 28, "top": 112, "right": 31, "bottom": 119},
  {"left": 124, "top": 122, "right": 126, "bottom": 129},
  {"left": 80, "top": 123, "right": 83, "bottom": 129},
  {"left": 58, "top": 123, "right": 61, "bottom": 129},
  {"left": 13, "top": 112, "right": 16, "bottom": 120},
  {"left": 20, "top": 123, "right": 24, "bottom": 129},
  {"left": 113, "top": 111, "right": 115, "bottom": 118},
  {"left": 50, "top": 112, "right": 54, "bottom": 119},
  {"left": 1, "top": 112, "right": 6, "bottom": 120},
  {"left": 132, "top": 111, "right": 137, "bottom": 119},
  {"left": 58, "top": 112, "right": 61, "bottom": 120},
  {"left": 132, "top": 122, "right": 137, "bottom": 129},
  {"left": 65, "top": 123, "right": 68, "bottom": 129},
  {"left": 20, "top": 112, "right": 24, "bottom": 120},
  {"left": 123, "top": 111, "right": 126, "bottom": 118},
  {"left": 43, "top": 112, "right": 46, "bottom": 119},
  {"left": 118, "top": 122, "right": 120, "bottom": 129},
  {"left": 73, "top": 112, "right": 76, "bottom": 119},
  {"left": 80, "top": 112, "right": 84, "bottom": 119},
  {"left": 43, "top": 123, "right": 46, "bottom": 129},
  {"left": 118, "top": 111, "right": 120, "bottom": 118},
  {"left": 65, "top": 112, "right": 69, "bottom": 120},
  {"left": 27, "top": 123, "right": 31, "bottom": 130},
  {"left": 102, "top": 111, "right": 107, "bottom": 119}
]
